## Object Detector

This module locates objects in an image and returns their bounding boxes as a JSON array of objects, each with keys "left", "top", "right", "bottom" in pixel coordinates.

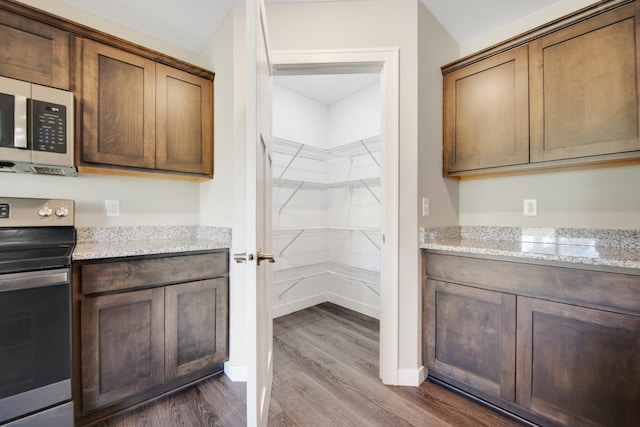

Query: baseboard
[
  {"left": 224, "top": 361, "right": 247, "bottom": 382},
  {"left": 397, "top": 366, "right": 425, "bottom": 387},
  {"left": 327, "top": 293, "right": 380, "bottom": 319},
  {"left": 273, "top": 293, "right": 329, "bottom": 318}
]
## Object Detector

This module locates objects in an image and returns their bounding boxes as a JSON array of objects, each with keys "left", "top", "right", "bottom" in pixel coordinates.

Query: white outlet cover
[
  {"left": 523, "top": 199, "right": 537, "bottom": 216},
  {"left": 106, "top": 199, "right": 120, "bottom": 217}
]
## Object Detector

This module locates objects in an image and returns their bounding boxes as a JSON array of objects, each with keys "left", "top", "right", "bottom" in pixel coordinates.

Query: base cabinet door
[
  {"left": 165, "top": 278, "right": 228, "bottom": 381},
  {"left": 425, "top": 279, "right": 516, "bottom": 401},
  {"left": 516, "top": 297, "right": 640, "bottom": 427},
  {"left": 80, "top": 288, "right": 165, "bottom": 412}
]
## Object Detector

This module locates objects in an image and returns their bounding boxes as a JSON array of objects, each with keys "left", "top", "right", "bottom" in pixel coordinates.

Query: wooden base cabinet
[
  {"left": 423, "top": 251, "right": 640, "bottom": 427},
  {"left": 73, "top": 251, "right": 229, "bottom": 425},
  {"left": 81, "top": 288, "right": 165, "bottom": 412},
  {"left": 165, "top": 278, "right": 228, "bottom": 382},
  {"left": 516, "top": 297, "right": 640, "bottom": 427},
  {"left": 424, "top": 279, "right": 516, "bottom": 402}
]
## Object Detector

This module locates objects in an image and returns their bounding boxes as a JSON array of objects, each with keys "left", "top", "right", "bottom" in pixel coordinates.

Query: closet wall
[{"left": 272, "top": 77, "right": 381, "bottom": 319}]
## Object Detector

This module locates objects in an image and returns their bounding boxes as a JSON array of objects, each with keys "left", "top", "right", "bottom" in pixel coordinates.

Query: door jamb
[{"left": 271, "top": 48, "right": 400, "bottom": 385}]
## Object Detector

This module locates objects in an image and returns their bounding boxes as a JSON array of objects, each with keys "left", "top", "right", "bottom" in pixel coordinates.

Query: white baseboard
[
  {"left": 327, "top": 293, "right": 380, "bottom": 319},
  {"left": 397, "top": 366, "right": 425, "bottom": 387},
  {"left": 273, "top": 293, "right": 329, "bottom": 318},
  {"left": 224, "top": 361, "right": 247, "bottom": 382}
]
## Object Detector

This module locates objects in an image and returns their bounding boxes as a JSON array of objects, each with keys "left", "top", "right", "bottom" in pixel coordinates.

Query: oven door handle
[{"left": 0, "top": 268, "right": 68, "bottom": 292}]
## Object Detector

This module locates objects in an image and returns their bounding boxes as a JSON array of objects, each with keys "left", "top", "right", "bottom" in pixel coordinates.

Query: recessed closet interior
[{"left": 272, "top": 72, "right": 382, "bottom": 319}]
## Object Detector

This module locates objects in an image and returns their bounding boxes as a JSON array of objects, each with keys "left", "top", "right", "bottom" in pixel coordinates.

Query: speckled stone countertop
[
  {"left": 73, "top": 226, "right": 231, "bottom": 260},
  {"left": 420, "top": 226, "right": 640, "bottom": 270}
]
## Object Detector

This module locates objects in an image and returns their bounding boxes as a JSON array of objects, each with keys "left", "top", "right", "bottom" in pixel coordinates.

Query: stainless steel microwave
[{"left": 0, "top": 76, "right": 76, "bottom": 176}]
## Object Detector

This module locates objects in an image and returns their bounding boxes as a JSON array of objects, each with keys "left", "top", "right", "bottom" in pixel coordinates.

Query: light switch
[{"left": 422, "top": 197, "right": 430, "bottom": 216}]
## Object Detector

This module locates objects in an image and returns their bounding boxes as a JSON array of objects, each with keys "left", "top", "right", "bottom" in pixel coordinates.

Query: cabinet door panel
[
  {"left": 165, "top": 278, "right": 228, "bottom": 381},
  {"left": 81, "top": 39, "right": 156, "bottom": 168},
  {"left": 0, "top": 9, "right": 69, "bottom": 89},
  {"left": 444, "top": 45, "right": 529, "bottom": 173},
  {"left": 156, "top": 64, "right": 213, "bottom": 176},
  {"left": 81, "top": 288, "right": 165, "bottom": 412},
  {"left": 530, "top": 2, "right": 640, "bottom": 162},
  {"left": 517, "top": 297, "right": 640, "bottom": 427},
  {"left": 425, "top": 279, "right": 516, "bottom": 401}
]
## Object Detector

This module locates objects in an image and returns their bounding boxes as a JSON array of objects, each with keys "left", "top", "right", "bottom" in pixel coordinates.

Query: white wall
[
  {"left": 267, "top": 0, "right": 432, "bottom": 383},
  {"left": 327, "top": 83, "right": 380, "bottom": 147},
  {"left": 3, "top": 0, "right": 204, "bottom": 228},
  {"left": 199, "top": 6, "right": 248, "bottom": 380},
  {"left": 417, "top": 1, "right": 459, "bottom": 229},
  {"left": 273, "top": 85, "right": 329, "bottom": 147},
  {"left": 457, "top": 0, "right": 640, "bottom": 230}
]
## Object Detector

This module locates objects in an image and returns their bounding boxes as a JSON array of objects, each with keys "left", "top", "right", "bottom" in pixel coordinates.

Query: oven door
[{"left": 0, "top": 269, "right": 71, "bottom": 424}]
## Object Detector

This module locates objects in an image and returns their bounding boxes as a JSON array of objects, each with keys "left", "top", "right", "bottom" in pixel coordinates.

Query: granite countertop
[
  {"left": 420, "top": 226, "right": 640, "bottom": 270},
  {"left": 73, "top": 225, "right": 232, "bottom": 260}
]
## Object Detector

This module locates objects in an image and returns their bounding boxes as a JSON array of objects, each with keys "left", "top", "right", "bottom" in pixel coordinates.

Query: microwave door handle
[{"left": 14, "top": 95, "right": 27, "bottom": 148}]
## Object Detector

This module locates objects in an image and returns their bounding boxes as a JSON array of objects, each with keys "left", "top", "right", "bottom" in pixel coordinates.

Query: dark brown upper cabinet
[
  {"left": 0, "top": 8, "right": 69, "bottom": 89},
  {"left": 80, "top": 40, "right": 156, "bottom": 169},
  {"left": 156, "top": 64, "right": 213, "bottom": 176},
  {"left": 444, "top": 45, "right": 529, "bottom": 173},
  {"left": 78, "top": 38, "right": 213, "bottom": 179},
  {"left": 442, "top": 0, "right": 640, "bottom": 179},
  {"left": 529, "top": 1, "right": 640, "bottom": 162}
]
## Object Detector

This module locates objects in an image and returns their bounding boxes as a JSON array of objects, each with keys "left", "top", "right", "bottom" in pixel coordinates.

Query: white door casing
[
  {"left": 271, "top": 48, "right": 400, "bottom": 385},
  {"left": 244, "top": 0, "right": 274, "bottom": 425}
]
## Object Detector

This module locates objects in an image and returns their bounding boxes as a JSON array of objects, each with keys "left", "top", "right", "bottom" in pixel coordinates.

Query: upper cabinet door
[
  {"left": 530, "top": 2, "right": 640, "bottom": 162},
  {"left": 81, "top": 39, "right": 156, "bottom": 169},
  {"left": 0, "top": 9, "right": 69, "bottom": 89},
  {"left": 156, "top": 64, "right": 213, "bottom": 176},
  {"left": 443, "top": 45, "right": 529, "bottom": 173}
]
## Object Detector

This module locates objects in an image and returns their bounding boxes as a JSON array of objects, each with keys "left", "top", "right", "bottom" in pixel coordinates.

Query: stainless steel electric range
[{"left": 0, "top": 197, "right": 75, "bottom": 427}]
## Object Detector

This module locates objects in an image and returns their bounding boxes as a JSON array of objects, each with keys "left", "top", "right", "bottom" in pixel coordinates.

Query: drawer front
[{"left": 81, "top": 251, "right": 228, "bottom": 294}]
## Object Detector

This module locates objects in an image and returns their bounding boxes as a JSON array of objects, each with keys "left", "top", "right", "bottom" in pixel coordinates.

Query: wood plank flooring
[{"left": 97, "top": 303, "right": 522, "bottom": 426}]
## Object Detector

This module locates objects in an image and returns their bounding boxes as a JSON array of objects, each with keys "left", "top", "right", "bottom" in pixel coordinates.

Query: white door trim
[{"left": 271, "top": 48, "right": 400, "bottom": 385}]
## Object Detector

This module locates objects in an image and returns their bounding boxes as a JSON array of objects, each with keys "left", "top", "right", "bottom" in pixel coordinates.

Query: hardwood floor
[{"left": 97, "top": 303, "right": 522, "bottom": 426}]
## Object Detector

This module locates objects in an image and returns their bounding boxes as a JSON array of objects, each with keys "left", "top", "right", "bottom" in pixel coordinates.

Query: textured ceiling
[
  {"left": 419, "top": 0, "right": 564, "bottom": 45},
  {"left": 61, "top": 0, "right": 567, "bottom": 104},
  {"left": 62, "top": 0, "right": 567, "bottom": 54}
]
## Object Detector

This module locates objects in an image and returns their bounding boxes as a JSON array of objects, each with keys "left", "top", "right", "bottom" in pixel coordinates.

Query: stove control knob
[
  {"left": 38, "top": 207, "right": 53, "bottom": 217},
  {"left": 55, "top": 207, "right": 69, "bottom": 217}
]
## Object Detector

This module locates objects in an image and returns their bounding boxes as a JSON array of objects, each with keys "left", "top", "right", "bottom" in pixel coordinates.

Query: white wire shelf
[
  {"left": 272, "top": 135, "right": 381, "bottom": 161},
  {"left": 273, "top": 177, "right": 380, "bottom": 190},
  {"left": 274, "top": 262, "right": 380, "bottom": 299},
  {"left": 273, "top": 226, "right": 381, "bottom": 256},
  {"left": 273, "top": 226, "right": 380, "bottom": 234}
]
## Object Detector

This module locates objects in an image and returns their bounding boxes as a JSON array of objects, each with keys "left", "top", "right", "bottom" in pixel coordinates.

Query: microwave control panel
[{"left": 30, "top": 99, "right": 67, "bottom": 154}]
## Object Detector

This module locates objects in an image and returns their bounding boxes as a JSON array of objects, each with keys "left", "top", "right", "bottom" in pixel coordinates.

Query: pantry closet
[{"left": 272, "top": 73, "right": 381, "bottom": 319}]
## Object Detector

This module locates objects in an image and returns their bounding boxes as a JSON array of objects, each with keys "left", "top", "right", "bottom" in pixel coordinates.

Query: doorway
[{"left": 271, "top": 49, "right": 399, "bottom": 385}]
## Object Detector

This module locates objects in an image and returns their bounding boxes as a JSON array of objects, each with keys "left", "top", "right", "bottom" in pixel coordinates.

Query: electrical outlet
[
  {"left": 523, "top": 199, "right": 537, "bottom": 216},
  {"left": 105, "top": 199, "right": 120, "bottom": 217},
  {"left": 422, "top": 197, "right": 430, "bottom": 217}
]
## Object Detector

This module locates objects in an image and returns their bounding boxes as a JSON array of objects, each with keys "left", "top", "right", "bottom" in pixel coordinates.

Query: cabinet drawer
[{"left": 81, "top": 252, "right": 228, "bottom": 294}]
